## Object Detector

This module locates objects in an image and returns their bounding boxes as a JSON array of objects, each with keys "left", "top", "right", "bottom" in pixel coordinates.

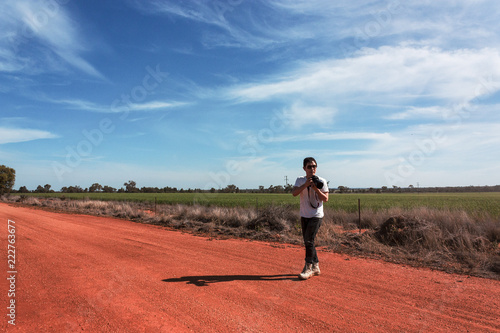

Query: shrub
[{"left": 375, "top": 215, "right": 442, "bottom": 249}]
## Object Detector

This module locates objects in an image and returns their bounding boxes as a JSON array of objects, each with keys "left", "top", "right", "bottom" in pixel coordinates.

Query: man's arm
[
  {"left": 314, "top": 187, "right": 329, "bottom": 202},
  {"left": 292, "top": 178, "right": 312, "bottom": 196}
]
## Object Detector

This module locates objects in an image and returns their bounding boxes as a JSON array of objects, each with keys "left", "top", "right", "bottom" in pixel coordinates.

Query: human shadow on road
[{"left": 162, "top": 274, "right": 299, "bottom": 287}]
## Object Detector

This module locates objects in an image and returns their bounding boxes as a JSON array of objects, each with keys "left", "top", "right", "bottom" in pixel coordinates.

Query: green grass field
[{"left": 18, "top": 192, "right": 500, "bottom": 218}]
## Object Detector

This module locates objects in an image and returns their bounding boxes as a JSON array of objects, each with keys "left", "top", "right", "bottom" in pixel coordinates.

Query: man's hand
[
  {"left": 292, "top": 178, "right": 312, "bottom": 196},
  {"left": 309, "top": 177, "right": 329, "bottom": 202},
  {"left": 306, "top": 176, "right": 314, "bottom": 187}
]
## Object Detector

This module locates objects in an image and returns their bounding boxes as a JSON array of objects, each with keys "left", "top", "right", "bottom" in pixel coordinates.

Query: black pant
[{"left": 301, "top": 217, "right": 322, "bottom": 264}]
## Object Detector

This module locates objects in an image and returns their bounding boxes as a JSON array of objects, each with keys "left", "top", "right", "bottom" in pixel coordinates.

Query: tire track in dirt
[{"left": 1, "top": 203, "right": 499, "bottom": 332}]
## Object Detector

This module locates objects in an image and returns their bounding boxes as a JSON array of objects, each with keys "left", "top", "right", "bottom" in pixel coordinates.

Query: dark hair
[{"left": 303, "top": 157, "right": 317, "bottom": 168}]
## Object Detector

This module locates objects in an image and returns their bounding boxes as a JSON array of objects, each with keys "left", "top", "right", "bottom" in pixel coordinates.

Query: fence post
[{"left": 358, "top": 198, "right": 361, "bottom": 233}]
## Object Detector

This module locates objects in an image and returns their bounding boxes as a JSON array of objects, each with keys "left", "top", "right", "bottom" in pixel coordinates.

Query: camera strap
[{"left": 307, "top": 186, "right": 320, "bottom": 209}]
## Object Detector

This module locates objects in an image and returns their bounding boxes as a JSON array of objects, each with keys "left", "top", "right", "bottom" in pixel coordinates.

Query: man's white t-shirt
[{"left": 294, "top": 176, "right": 329, "bottom": 218}]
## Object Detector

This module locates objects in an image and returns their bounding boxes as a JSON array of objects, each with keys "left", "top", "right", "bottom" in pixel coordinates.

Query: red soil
[{"left": 1, "top": 203, "right": 499, "bottom": 332}]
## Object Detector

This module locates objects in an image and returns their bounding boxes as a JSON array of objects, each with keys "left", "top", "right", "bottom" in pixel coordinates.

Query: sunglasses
[{"left": 306, "top": 165, "right": 317, "bottom": 169}]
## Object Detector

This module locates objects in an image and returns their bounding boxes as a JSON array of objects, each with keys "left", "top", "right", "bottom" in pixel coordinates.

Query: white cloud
[
  {"left": 385, "top": 106, "right": 450, "bottom": 120},
  {"left": 356, "top": 121, "right": 500, "bottom": 185},
  {"left": 274, "top": 131, "right": 393, "bottom": 143},
  {"left": 229, "top": 46, "right": 500, "bottom": 105},
  {"left": 0, "top": 0, "right": 102, "bottom": 78},
  {"left": 133, "top": 0, "right": 273, "bottom": 49},
  {"left": 0, "top": 127, "right": 58, "bottom": 144},
  {"left": 133, "top": 0, "right": 500, "bottom": 55},
  {"left": 44, "top": 98, "right": 188, "bottom": 113},
  {"left": 128, "top": 101, "right": 189, "bottom": 111},
  {"left": 133, "top": 0, "right": 393, "bottom": 50},
  {"left": 257, "top": 121, "right": 500, "bottom": 187},
  {"left": 281, "top": 102, "right": 337, "bottom": 129}
]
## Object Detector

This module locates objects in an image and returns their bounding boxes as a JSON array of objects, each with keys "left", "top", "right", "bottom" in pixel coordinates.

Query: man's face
[{"left": 303, "top": 161, "right": 317, "bottom": 177}]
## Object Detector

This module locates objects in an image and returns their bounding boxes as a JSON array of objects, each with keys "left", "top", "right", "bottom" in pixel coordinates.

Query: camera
[{"left": 310, "top": 175, "right": 324, "bottom": 189}]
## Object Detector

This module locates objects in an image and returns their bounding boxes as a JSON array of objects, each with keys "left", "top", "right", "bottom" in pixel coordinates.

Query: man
[{"left": 292, "top": 157, "right": 329, "bottom": 280}]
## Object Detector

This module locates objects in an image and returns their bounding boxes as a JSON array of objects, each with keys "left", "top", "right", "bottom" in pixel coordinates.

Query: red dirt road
[{"left": 1, "top": 203, "right": 499, "bottom": 332}]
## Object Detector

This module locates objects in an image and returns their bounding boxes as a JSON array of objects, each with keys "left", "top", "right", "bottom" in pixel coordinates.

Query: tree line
[
  {"left": 12, "top": 182, "right": 500, "bottom": 194},
  {"left": 12, "top": 180, "right": 296, "bottom": 194},
  {"left": 1, "top": 165, "right": 499, "bottom": 195},
  {"left": 335, "top": 185, "right": 500, "bottom": 193}
]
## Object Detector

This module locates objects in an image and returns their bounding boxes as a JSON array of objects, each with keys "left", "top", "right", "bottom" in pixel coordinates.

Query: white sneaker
[
  {"left": 312, "top": 262, "right": 320, "bottom": 276},
  {"left": 299, "top": 263, "right": 314, "bottom": 280}
]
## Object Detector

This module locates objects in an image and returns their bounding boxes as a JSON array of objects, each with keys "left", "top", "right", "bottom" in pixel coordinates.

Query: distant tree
[
  {"left": 338, "top": 186, "right": 348, "bottom": 193},
  {"left": 61, "top": 185, "right": 84, "bottom": 193},
  {"left": 284, "top": 184, "right": 293, "bottom": 193},
  {"left": 141, "top": 187, "right": 160, "bottom": 193},
  {"left": 35, "top": 185, "right": 45, "bottom": 193},
  {"left": 162, "top": 186, "right": 177, "bottom": 193},
  {"left": 89, "top": 183, "right": 103, "bottom": 192},
  {"left": 18, "top": 186, "right": 29, "bottom": 193},
  {"left": 102, "top": 185, "right": 116, "bottom": 193},
  {"left": 273, "top": 185, "right": 284, "bottom": 193},
  {"left": 0, "top": 165, "right": 15, "bottom": 195},
  {"left": 124, "top": 180, "right": 138, "bottom": 193},
  {"left": 44, "top": 184, "right": 52, "bottom": 192},
  {"left": 223, "top": 184, "right": 239, "bottom": 193}
]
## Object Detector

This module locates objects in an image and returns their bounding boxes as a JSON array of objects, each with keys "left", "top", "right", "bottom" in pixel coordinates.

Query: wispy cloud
[
  {"left": 384, "top": 106, "right": 450, "bottom": 120},
  {"left": 281, "top": 102, "right": 337, "bottom": 129},
  {"left": 0, "top": 0, "right": 102, "bottom": 78},
  {"left": 274, "top": 131, "right": 393, "bottom": 143},
  {"left": 132, "top": 0, "right": 500, "bottom": 53},
  {"left": 132, "top": 0, "right": 274, "bottom": 49},
  {"left": 43, "top": 98, "right": 189, "bottom": 113},
  {"left": 132, "top": 0, "right": 350, "bottom": 49},
  {"left": 0, "top": 127, "right": 58, "bottom": 144},
  {"left": 228, "top": 46, "right": 500, "bottom": 106}
]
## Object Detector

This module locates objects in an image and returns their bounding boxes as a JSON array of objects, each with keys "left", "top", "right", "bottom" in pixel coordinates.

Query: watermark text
[{"left": 6, "top": 219, "right": 17, "bottom": 326}]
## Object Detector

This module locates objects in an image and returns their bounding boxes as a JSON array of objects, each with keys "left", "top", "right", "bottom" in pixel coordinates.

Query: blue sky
[{"left": 1, "top": 0, "right": 500, "bottom": 191}]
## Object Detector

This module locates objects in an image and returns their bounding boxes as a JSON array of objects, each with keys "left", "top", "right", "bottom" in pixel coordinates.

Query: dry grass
[
  {"left": 320, "top": 207, "right": 500, "bottom": 278},
  {"left": 3, "top": 195, "right": 499, "bottom": 279}
]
